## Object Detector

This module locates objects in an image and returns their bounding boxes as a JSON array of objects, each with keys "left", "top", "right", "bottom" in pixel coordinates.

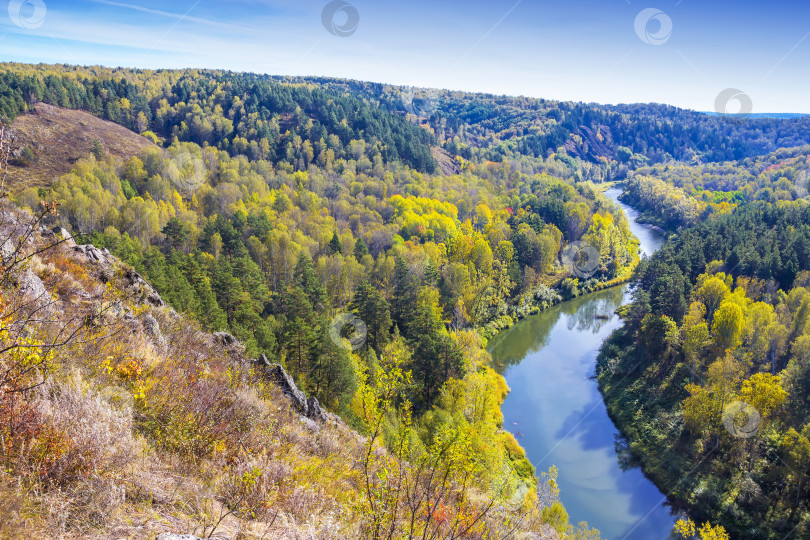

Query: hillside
[
  {"left": 264, "top": 75, "right": 810, "bottom": 171},
  {"left": 5, "top": 103, "right": 156, "bottom": 190},
  {"left": 620, "top": 145, "right": 810, "bottom": 230},
  {"left": 597, "top": 201, "right": 810, "bottom": 539},
  {"left": 0, "top": 68, "right": 627, "bottom": 538},
  {"left": 0, "top": 63, "right": 438, "bottom": 174},
  {"left": 0, "top": 202, "right": 565, "bottom": 539},
  {"left": 4, "top": 63, "right": 810, "bottom": 189}
]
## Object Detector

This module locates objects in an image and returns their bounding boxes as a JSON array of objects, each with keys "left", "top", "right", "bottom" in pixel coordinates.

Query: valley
[{"left": 0, "top": 60, "right": 808, "bottom": 540}]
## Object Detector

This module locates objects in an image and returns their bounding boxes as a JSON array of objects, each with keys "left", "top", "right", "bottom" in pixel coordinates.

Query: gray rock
[
  {"left": 213, "top": 332, "right": 238, "bottom": 346},
  {"left": 53, "top": 226, "right": 76, "bottom": 247},
  {"left": 73, "top": 244, "right": 112, "bottom": 265},
  {"left": 141, "top": 313, "right": 167, "bottom": 349},
  {"left": 262, "top": 362, "right": 310, "bottom": 416},
  {"left": 306, "top": 396, "right": 329, "bottom": 423},
  {"left": 252, "top": 361, "right": 339, "bottom": 424},
  {"left": 0, "top": 238, "right": 13, "bottom": 264},
  {"left": 18, "top": 269, "right": 48, "bottom": 302},
  {"left": 122, "top": 267, "right": 165, "bottom": 307}
]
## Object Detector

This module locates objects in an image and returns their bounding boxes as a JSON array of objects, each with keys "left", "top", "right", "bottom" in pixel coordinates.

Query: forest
[
  {"left": 274, "top": 77, "right": 810, "bottom": 170},
  {"left": 598, "top": 201, "right": 810, "bottom": 539},
  {"left": 620, "top": 145, "right": 810, "bottom": 231},
  {"left": 2, "top": 60, "right": 810, "bottom": 539},
  {"left": 0, "top": 62, "right": 651, "bottom": 539},
  {"left": 0, "top": 64, "right": 438, "bottom": 173}
]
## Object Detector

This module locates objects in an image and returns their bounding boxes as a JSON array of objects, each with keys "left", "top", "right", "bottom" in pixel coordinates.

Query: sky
[{"left": 0, "top": 0, "right": 808, "bottom": 113}]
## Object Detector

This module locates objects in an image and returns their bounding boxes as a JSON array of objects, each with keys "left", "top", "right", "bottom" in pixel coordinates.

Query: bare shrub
[
  {"left": 0, "top": 472, "right": 29, "bottom": 537},
  {"left": 2, "top": 377, "right": 135, "bottom": 485},
  {"left": 219, "top": 455, "right": 288, "bottom": 522}
]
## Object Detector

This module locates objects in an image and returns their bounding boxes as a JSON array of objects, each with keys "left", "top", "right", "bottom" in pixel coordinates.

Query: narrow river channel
[{"left": 488, "top": 188, "right": 672, "bottom": 539}]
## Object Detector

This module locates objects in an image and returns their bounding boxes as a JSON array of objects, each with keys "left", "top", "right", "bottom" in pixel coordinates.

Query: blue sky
[{"left": 1, "top": 0, "right": 808, "bottom": 112}]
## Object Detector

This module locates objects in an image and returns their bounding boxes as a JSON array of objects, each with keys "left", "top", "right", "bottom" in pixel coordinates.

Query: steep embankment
[
  {"left": 5, "top": 103, "right": 156, "bottom": 190},
  {"left": 0, "top": 205, "right": 374, "bottom": 539},
  {"left": 0, "top": 203, "right": 565, "bottom": 538}
]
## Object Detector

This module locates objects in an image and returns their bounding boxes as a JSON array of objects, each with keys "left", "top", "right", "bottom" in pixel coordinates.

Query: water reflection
[
  {"left": 489, "top": 191, "right": 672, "bottom": 540},
  {"left": 489, "top": 287, "right": 625, "bottom": 372}
]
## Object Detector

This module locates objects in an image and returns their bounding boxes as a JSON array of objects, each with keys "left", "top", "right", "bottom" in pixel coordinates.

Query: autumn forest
[{"left": 0, "top": 61, "right": 809, "bottom": 539}]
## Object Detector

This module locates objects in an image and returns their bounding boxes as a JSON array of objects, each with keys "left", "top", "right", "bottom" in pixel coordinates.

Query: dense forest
[
  {"left": 598, "top": 201, "right": 810, "bottom": 538},
  {"left": 271, "top": 76, "right": 810, "bottom": 170},
  {"left": 0, "top": 64, "right": 438, "bottom": 173},
  {"left": 4, "top": 61, "right": 810, "bottom": 539},
  {"left": 621, "top": 145, "right": 810, "bottom": 230},
  {"left": 5, "top": 63, "right": 810, "bottom": 185},
  {"left": 0, "top": 63, "right": 654, "bottom": 539}
]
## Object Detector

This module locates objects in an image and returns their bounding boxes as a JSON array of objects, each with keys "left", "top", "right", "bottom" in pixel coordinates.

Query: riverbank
[
  {"left": 477, "top": 186, "right": 642, "bottom": 341},
  {"left": 486, "top": 189, "right": 674, "bottom": 539},
  {"left": 595, "top": 338, "right": 693, "bottom": 515},
  {"left": 477, "top": 269, "right": 638, "bottom": 341}
]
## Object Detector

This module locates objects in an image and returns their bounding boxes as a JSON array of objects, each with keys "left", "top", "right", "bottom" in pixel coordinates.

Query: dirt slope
[
  {"left": 431, "top": 146, "right": 460, "bottom": 176},
  {"left": 5, "top": 103, "right": 157, "bottom": 190}
]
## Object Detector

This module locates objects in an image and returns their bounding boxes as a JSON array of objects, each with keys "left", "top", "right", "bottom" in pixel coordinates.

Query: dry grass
[
  {"left": 6, "top": 103, "right": 156, "bottom": 191},
  {"left": 0, "top": 223, "right": 369, "bottom": 539}
]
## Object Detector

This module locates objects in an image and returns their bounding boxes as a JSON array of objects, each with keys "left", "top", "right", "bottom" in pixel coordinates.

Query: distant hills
[{"left": 701, "top": 112, "right": 809, "bottom": 119}]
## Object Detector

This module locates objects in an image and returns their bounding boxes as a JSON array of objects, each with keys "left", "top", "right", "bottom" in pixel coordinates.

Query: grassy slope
[{"left": 6, "top": 103, "right": 155, "bottom": 190}]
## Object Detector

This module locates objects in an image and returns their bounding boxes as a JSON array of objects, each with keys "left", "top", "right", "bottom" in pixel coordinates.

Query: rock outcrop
[
  {"left": 213, "top": 332, "right": 238, "bottom": 346},
  {"left": 18, "top": 269, "right": 47, "bottom": 302},
  {"left": 73, "top": 243, "right": 112, "bottom": 265},
  {"left": 140, "top": 313, "right": 167, "bottom": 350},
  {"left": 122, "top": 267, "right": 165, "bottom": 307},
  {"left": 252, "top": 357, "right": 334, "bottom": 424},
  {"left": 52, "top": 226, "right": 76, "bottom": 247}
]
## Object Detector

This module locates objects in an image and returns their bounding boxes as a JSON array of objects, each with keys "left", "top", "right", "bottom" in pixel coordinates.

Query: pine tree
[
  {"left": 310, "top": 317, "right": 358, "bottom": 410},
  {"left": 423, "top": 260, "right": 439, "bottom": 286},
  {"left": 392, "top": 257, "right": 416, "bottom": 333},
  {"left": 212, "top": 257, "right": 244, "bottom": 321},
  {"left": 294, "top": 253, "right": 327, "bottom": 309},
  {"left": 353, "top": 237, "right": 369, "bottom": 259},
  {"left": 328, "top": 232, "right": 343, "bottom": 255},
  {"left": 280, "top": 286, "right": 317, "bottom": 380},
  {"left": 350, "top": 281, "right": 392, "bottom": 352},
  {"left": 162, "top": 217, "right": 187, "bottom": 250}
]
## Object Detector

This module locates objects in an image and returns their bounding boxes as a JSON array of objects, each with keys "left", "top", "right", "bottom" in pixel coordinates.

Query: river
[{"left": 488, "top": 188, "right": 672, "bottom": 539}]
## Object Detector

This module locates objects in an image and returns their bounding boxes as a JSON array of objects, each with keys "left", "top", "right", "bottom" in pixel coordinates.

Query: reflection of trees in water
[
  {"left": 614, "top": 433, "right": 642, "bottom": 472},
  {"left": 565, "top": 289, "right": 625, "bottom": 334},
  {"left": 490, "top": 286, "right": 626, "bottom": 371},
  {"left": 491, "top": 192, "right": 665, "bottom": 372},
  {"left": 489, "top": 309, "right": 558, "bottom": 371}
]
